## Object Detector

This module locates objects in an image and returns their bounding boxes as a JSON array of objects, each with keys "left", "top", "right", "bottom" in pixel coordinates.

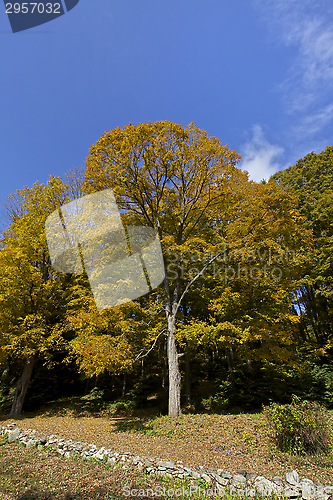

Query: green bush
[
  {"left": 264, "top": 395, "right": 332, "bottom": 455},
  {"left": 80, "top": 387, "right": 106, "bottom": 411},
  {"left": 105, "top": 398, "right": 137, "bottom": 414},
  {"left": 290, "top": 362, "right": 333, "bottom": 408}
]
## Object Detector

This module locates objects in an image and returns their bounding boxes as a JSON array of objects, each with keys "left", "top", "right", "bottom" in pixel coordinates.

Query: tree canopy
[
  {"left": 271, "top": 146, "right": 333, "bottom": 354},
  {"left": 1, "top": 122, "right": 331, "bottom": 418}
]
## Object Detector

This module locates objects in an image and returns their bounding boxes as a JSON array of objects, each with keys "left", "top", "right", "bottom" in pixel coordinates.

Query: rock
[
  {"left": 286, "top": 471, "right": 300, "bottom": 486},
  {"left": 254, "top": 477, "right": 278, "bottom": 497},
  {"left": 273, "top": 476, "right": 284, "bottom": 487},
  {"left": 247, "top": 473, "right": 257, "bottom": 480},
  {"left": 8, "top": 428, "right": 20, "bottom": 442},
  {"left": 302, "top": 483, "right": 316, "bottom": 500},
  {"left": 284, "top": 486, "right": 301, "bottom": 498},
  {"left": 201, "top": 473, "right": 212, "bottom": 483},
  {"left": 236, "top": 469, "right": 247, "bottom": 477},
  {"left": 324, "top": 487, "right": 333, "bottom": 495},
  {"left": 146, "top": 467, "right": 156, "bottom": 474},
  {"left": 93, "top": 448, "right": 108, "bottom": 460},
  {"left": 217, "top": 469, "right": 231, "bottom": 475},
  {"left": 156, "top": 460, "right": 174, "bottom": 467},
  {"left": 190, "top": 471, "right": 200, "bottom": 480},
  {"left": 212, "top": 473, "right": 229, "bottom": 486},
  {"left": 219, "top": 471, "right": 233, "bottom": 480},
  {"left": 232, "top": 474, "right": 247, "bottom": 488}
]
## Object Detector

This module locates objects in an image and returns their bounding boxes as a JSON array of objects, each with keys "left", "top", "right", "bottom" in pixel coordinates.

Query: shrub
[
  {"left": 200, "top": 392, "right": 228, "bottom": 413},
  {"left": 80, "top": 387, "right": 106, "bottom": 411},
  {"left": 0, "top": 385, "right": 15, "bottom": 415},
  {"left": 290, "top": 362, "right": 333, "bottom": 408},
  {"left": 264, "top": 395, "right": 332, "bottom": 455},
  {"left": 106, "top": 398, "right": 137, "bottom": 414}
]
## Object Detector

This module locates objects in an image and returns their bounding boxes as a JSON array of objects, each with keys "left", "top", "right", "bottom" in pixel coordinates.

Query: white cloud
[
  {"left": 283, "top": 19, "right": 333, "bottom": 113},
  {"left": 253, "top": 0, "right": 333, "bottom": 135},
  {"left": 239, "top": 126, "right": 284, "bottom": 183},
  {"left": 293, "top": 102, "right": 333, "bottom": 137}
]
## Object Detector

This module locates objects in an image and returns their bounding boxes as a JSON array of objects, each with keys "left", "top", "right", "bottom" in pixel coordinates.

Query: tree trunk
[
  {"left": 162, "top": 338, "right": 167, "bottom": 391},
  {"left": 229, "top": 346, "right": 235, "bottom": 370},
  {"left": 225, "top": 348, "right": 232, "bottom": 371},
  {"left": 167, "top": 314, "right": 181, "bottom": 417},
  {"left": 122, "top": 372, "right": 126, "bottom": 398},
  {"left": 246, "top": 358, "right": 252, "bottom": 372},
  {"left": 185, "top": 349, "right": 191, "bottom": 406},
  {"left": 208, "top": 348, "right": 214, "bottom": 380},
  {"left": 9, "top": 357, "right": 36, "bottom": 418}
]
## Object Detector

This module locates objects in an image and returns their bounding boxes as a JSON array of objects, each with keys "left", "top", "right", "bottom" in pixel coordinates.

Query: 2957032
[{"left": 5, "top": 3, "right": 61, "bottom": 14}]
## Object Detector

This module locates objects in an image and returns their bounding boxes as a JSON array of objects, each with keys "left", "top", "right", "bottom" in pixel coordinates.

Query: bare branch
[
  {"left": 132, "top": 329, "right": 167, "bottom": 363},
  {"left": 173, "top": 211, "right": 268, "bottom": 316},
  {"left": 175, "top": 251, "right": 223, "bottom": 315},
  {"left": 143, "top": 309, "right": 165, "bottom": 327}
]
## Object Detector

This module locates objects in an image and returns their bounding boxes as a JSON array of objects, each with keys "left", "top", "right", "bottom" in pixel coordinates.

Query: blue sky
[{"left": 1, "top": 0, "right": 333, "bottom": 230}]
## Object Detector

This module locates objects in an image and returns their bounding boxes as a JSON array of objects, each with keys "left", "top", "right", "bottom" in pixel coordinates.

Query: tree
[
  {"left": 271, "top": 146, "right": 333, "bottom": 354},
  {"left": 64, "top": 289, "right": 166, "bottom": 380},
  {"left": 0, "top": 176, "right": 79, "bottom": 417},
  {"left": 82, "top": 121, "right": 244, "bottom": 415},
  {"left": 82, "top": 120, "right": 311, "bottom": 416},
  {"left": 175, "top": 179, "right": 312, "bottom": 374}
]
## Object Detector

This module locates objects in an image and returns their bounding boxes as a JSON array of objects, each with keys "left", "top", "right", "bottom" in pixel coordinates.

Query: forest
[{"left": 0, "top": 121, "right": 333, "bottom": 420}]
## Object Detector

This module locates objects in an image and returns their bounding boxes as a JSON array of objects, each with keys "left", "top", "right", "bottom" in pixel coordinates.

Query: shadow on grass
[
  {"left": 110, "top": 415, "right": 155, "bottom": 434},
  {"left": 0, "top": 396, "right": 166, "bottom": 438}
]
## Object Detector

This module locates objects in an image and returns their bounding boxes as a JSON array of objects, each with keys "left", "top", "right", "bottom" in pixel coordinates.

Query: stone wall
[{"left": 1, "top": 423, "right": 332, "bottom": 499}]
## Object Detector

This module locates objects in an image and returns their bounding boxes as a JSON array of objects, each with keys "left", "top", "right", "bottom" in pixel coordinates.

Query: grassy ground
[
  {"left": 1, "top": 398, "right": 333, "bottom": 499},
  {"left": 0, "top": 437, "right": 221, "bottom": 500}
]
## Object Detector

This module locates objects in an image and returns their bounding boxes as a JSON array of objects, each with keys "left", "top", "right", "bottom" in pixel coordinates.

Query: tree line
[{"left": 0, "top": 121, "right": 332, "bottom": 418}]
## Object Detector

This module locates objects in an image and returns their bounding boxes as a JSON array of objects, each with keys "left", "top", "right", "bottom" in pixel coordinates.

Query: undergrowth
[{"left": 264, "top": 395, "right": 333, "bottom": 455}]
